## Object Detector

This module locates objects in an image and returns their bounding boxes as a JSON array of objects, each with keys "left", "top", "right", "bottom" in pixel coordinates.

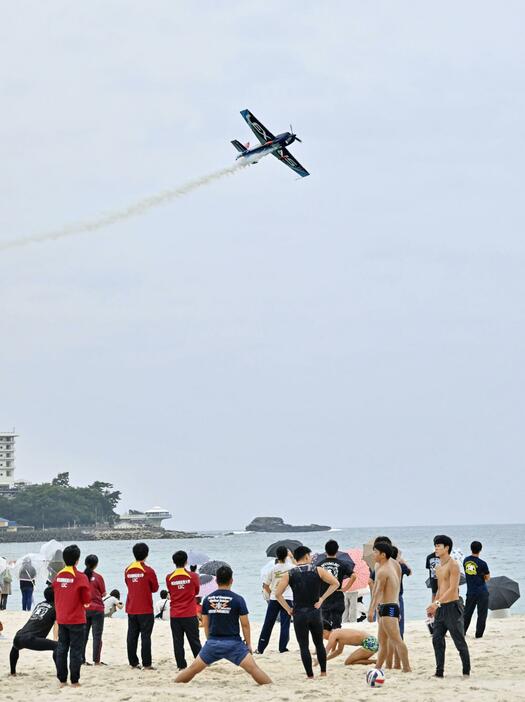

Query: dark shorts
[
  {"left": 431, "top": 579, "right": 438, "bottom": 595},
  {"left": 322, "top": 608, "right": 343, "bottom": 631},
  {"left": 199, "top": 638, "right": 250, "bottom": 666},
  {"left": 378, "top": 603, "right": 400, "bottom": 618}
]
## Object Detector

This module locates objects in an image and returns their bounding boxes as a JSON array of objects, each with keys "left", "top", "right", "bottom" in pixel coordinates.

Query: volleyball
[{"left": 366, "top": 668, "right": 385, "bottom": 687}]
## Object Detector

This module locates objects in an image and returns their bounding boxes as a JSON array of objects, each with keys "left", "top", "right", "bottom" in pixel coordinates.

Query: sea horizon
[{"left": 2, "top": 522, "right": 523, "bottom": 623}]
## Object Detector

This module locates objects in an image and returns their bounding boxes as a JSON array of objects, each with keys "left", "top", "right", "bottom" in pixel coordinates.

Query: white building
[
  {"left": 0, "top": 430, "right": 17, "bottom": 488},
  {"left": 116, "top": 506, "right": 172, "bottom": 530}
]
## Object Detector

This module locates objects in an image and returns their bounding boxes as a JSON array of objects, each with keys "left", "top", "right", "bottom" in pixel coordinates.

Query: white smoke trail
[{"left": 0, "top": 161, "right": 247, "bottom": 252}]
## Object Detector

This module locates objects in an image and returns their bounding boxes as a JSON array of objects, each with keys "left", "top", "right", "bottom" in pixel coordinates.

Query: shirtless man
[
  {"left": 368, "top": 542, "right": 411, "bottom": 672},
  {"left": 426, "top": 535, "right": 470, "bottom": 678},
  {"left": 315, "top": 628, "right": 379, "bottom": 666}
]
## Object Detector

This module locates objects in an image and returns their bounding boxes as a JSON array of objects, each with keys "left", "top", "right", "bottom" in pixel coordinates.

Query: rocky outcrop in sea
[{"left": 245, "top": 517, "right": 331, "bottom": 533}]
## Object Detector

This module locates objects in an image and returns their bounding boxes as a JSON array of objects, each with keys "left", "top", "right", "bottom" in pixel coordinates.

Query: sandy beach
[{"left": 1, "top": 611, "right": 523, "bottom": 701}]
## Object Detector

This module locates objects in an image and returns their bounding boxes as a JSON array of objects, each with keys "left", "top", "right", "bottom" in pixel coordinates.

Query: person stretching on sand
[
  {"left": 275, "top": 546, "right": 339, "bottom": 679},
  {"left": 175, "top": 565, "right": 271, "bottom": 685},
  {"left": 10, "top": 586, "right": 58, "bottom": 675},
  {"left": 368, "top": 541, "right": 411, "bottom": 673},
  {"left": 426, "top": 535, "right": 470, "bottom": 678},
  {"left": 314, "top": 628, "right": 379, "bottom": 666}
]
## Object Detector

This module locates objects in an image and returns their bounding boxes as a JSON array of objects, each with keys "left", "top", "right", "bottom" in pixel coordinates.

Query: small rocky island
[{"left": 246, "top": 517, "right": 331, "bottom": 533}]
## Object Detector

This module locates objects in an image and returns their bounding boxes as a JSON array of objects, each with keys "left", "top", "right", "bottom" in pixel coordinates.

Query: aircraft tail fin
[{"left": 231, "top": 139, "right": 248, "bottom": 153}]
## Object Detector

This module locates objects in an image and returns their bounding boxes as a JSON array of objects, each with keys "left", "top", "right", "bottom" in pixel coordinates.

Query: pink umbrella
[
  {"left": 345, "top": 548, "right": 371, "bottom": 591},
  {"left": 199, "top": 574, "right": 218, "bottom": 598}
]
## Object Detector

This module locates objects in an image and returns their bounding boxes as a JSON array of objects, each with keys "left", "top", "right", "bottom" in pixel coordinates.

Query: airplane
[{"left": 231, "top": 109, "right": 310, "bottom": 178}]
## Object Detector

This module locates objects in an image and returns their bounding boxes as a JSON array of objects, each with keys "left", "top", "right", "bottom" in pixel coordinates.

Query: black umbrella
[
  {"left": 199, "top": 560, "right": 230, "bottom": 576},
  {"left": 266, "top": 539, "right": 303, "bottom": 558},
  {"left": 199, "top": 573, "right": 214, "bottom": 585},
  {"left": 312, "top": 551, "right": 355, "bottom": 570},
  {"left": 487, "top": 576, "right": 520, "bottom": 610}
]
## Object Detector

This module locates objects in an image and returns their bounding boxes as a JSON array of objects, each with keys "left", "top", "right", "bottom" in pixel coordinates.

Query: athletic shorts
[
  {"left": 322, "top": 608, "right": 343, "bottom": 632},
  {"left": 378, "top": 603, "right": 400, "bottom": 618},
  {"left": 199, "top": 637, "right": 250, "bottom": 666}
]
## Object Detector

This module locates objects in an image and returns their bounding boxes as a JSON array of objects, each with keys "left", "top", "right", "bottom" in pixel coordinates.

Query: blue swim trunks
[{"left": 199, "top": 637, "right": 250, "bottom": 666}]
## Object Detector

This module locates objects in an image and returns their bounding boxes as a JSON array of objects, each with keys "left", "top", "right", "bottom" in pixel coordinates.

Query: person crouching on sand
[
  {"left": 314, "top": 627, "right": 379, "bottom": 666},
  {"left": 10, "top": 586, "right": 58, "bottom": 675},
  {"left": 175, "top": 565, "right": 271, "bottom": 685}
]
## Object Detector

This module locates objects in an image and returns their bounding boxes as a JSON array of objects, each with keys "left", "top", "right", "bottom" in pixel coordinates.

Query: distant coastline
[{"left": 0, "top": 526, "right": 207, "bottom": 544}]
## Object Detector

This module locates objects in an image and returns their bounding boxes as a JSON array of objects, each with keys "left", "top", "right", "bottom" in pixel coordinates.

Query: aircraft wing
[
  {"left": 240, "top": 109, "right": 275, "bottom": 145},
  {"left": 273, "top": 147, "right": 310, "bottom": 178}
]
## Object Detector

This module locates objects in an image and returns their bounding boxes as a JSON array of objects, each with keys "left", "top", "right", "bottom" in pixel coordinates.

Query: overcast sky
[{"left": 1, "top": 1, "right": 524, "bottom": 531}]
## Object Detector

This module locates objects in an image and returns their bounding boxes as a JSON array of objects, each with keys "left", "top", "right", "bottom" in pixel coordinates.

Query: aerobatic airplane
[{"left": 231, "top": 109, "right": 310, "bottom": 178}]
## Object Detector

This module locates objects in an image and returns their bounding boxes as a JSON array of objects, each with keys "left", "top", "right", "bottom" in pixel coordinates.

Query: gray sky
[{"left": 1, "top": 1, "right": 524, "bottom": 530}]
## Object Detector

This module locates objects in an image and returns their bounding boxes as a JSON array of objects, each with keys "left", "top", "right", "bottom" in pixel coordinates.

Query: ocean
[{"left": 2, "top": 523, "right": 523, "bottom": 622}]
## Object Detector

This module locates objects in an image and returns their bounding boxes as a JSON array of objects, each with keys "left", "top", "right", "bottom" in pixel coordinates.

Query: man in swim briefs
[
  {"left": 314, "top": 628, "right": 379, "bottom": 666},
  {"left": 368, "top": 541, "right": 411, "bottom": 672}
]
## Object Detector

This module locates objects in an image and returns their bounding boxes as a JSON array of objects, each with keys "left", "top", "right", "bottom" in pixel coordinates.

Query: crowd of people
[{"left": 0, "top": 534, "right": 491, "bottom": 686}]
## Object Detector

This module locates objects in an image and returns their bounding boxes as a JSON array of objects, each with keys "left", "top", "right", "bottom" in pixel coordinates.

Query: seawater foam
[{"left": 0, "top": 161, "right": 247, "bottom": 252}]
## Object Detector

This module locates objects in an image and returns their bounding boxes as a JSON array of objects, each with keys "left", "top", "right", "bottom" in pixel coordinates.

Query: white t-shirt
[
  {"left": 103, "top": 595, "right": 121, "bottom": 617},
  {"left": 265, "top": 561, "right": 293, "bottom": 601},
  {"left": 154, "top": 597, "right": 170, "bottom": 621}
]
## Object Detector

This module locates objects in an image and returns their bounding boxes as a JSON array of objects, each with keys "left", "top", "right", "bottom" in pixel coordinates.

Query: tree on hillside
[{"left": 0, "top": 474, "right": 121, "bottom": 528}]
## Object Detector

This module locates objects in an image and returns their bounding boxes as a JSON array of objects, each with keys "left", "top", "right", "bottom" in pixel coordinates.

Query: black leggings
[
  {"left": 10, "top": 634, "right": 58, "bottom": 675},
  {"left": 84, "top": 610, "right": 105, "bottom": 663},
  {"left": 293, "top": 607, "right": 326, "bottom": 677}
]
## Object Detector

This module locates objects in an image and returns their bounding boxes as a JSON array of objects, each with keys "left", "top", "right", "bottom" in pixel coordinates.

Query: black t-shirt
[
  {"left": 288, "top": 564, "right": 322, "bottom": 608},
  {"left": 425, "top": 553, "right": 439, "bottom": 581},
  {"left": 316, "top": 557, "right": 354, "bottom": 608},
  {"left": 17, "top": 601, "right": 56, "bottom": 638},
  {"left": 463, "top": 556, "right": 489, "bottom": 595}
]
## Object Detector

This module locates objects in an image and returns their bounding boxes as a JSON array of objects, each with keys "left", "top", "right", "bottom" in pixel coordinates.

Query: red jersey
[
  {"left": 87, "top": 571, "right": 106, "bottom": 612},
  {"left": 53, "top": 566, "right": 91, "bottom": 625},
  {"left": 125, "top": 561, "right": 159, "bottom": 615},
  {"left": 166, "top": 568, "right": 200, "bottom": 618}
]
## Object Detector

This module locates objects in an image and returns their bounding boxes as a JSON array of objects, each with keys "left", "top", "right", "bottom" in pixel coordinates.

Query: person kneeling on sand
[
  {"left": 175, "top": 565, "right": 271, "bottom": 685},
  {"left": 314, "top": 628, "right": 379, "bottom": 667}
]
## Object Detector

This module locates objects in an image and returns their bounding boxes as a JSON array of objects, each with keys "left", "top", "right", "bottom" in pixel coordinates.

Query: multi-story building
[{"left": 0, "top": 430, "right": 17, "bottom": 489}]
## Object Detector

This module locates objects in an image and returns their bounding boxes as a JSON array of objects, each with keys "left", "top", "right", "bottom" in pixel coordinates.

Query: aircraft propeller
[{"left": 290, "top": 124, "right": 302, "bottom": 143}]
